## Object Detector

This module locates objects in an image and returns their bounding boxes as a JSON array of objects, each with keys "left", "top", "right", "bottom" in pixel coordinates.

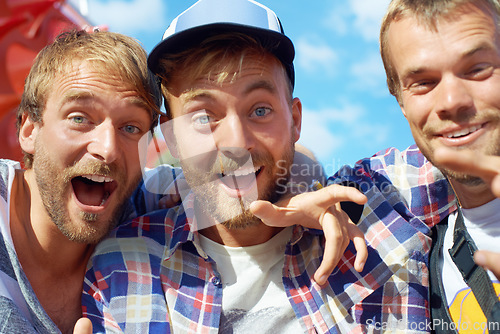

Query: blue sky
[{"left": 75, "top": 0, "right": 415, "bottom": 175}]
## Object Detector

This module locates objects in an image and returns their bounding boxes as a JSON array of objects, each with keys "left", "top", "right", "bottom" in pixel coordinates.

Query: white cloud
[
  {"left": 299, "top": 103, "right": 364, "bottom": 162},
  {"left": 322, "top": 6, "right": 349, "bottom": 36},
  {"left": 350, "top": 0, "right": 391, "bottom": 41},
  {"left": 299, "top": 101, "right": 391, "bottom": 172},
  {"left": 86, "top": 0, "right": 167, "bottom": 35},
  {"left": 350, "top": 51, "right": 389, "bottom": 96},
  {"left": 295, "top": 37, "right": 338, "bottom": 75},
  {"left": 299, "top": 109, "right": 343, "bottom": 166},
  {"left": 323, "top": 0, "right": 390, "bottom": 42}
]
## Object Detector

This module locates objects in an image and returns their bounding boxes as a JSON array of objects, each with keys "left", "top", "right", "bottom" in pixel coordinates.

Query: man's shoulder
[
  {"left": 332, "top": 144, "right": 445, "bottom": 186},
  {"left": 93, "top": 206, "right": 188, "bottom": 260},
  {"left": 0, "top": 159, "right": 20, "bottom": 204},
  {"left": 362, "top": 145, "right": 428, "bottom": 169},
  {"left": 0, "top": 298, "right": 38, "bottom": 334}
]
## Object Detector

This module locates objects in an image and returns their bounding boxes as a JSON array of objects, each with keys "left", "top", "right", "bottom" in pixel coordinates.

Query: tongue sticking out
[
  {"left": 221, "top": 173, "right": 256, "bottom": 190},
  {"left": 72, "top": 177, "right": 108, "bottom": 206}
]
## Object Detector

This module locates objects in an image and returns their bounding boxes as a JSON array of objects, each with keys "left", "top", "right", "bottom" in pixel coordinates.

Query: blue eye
[
  {"left": 193, "top": 115, "right": 211, "bottom": 125},
  {"left": 122, "top": 125, "right": 140, "bottom": 134},
  {"left": 252, "top": 107, "right": 271, "bottom": 118}
]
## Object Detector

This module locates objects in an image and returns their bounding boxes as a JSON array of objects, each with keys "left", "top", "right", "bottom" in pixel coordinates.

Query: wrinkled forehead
[{"left": 168, "top": 52, "right": 285, "bottom": 95}]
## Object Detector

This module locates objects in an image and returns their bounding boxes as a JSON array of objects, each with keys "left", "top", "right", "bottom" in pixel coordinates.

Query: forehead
[
  {"left": 48, "top": 61, "right": 150, "bottom": 113},
  {"left": 388, "top": 3, "right": 499, "bottom": 73},
  {"left": 169, "top": 53, "right": 287, "bottom": 97}
]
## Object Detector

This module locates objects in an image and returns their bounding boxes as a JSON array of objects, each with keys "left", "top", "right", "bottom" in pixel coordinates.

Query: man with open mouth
[{"left": 0, "top": 30, "right": 162, "bottom": 333}]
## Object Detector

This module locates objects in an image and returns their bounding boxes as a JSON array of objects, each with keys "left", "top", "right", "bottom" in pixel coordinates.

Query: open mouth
[
  {"left": 71, "top": 174, "right": 118, "bottom": 207},
  {"left": 444, "top": 124, "right": 483, "bottom": 139},
  {"left": 219, "top": 166, "right": 262, "bottom": 190}
]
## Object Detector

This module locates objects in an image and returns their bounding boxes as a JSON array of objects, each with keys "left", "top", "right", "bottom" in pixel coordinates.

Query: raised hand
[
  {"left": 433, "top": 147, "right": 500, "bottom": 197},
  {"left": 250, "top": 184, "right": 368, "bottom": 285}
]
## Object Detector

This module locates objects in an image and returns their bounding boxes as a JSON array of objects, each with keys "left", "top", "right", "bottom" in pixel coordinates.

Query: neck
[
  {"left": 11, "top": 169, "right": 93, "bottom": 274},
  {"left": 10, "top": 169, "right": 95, "bottom": 333},
  {"left": 199, "top": 222, "right": 284, "bottom": 247},
  {"left": 449, "top": 178, "right": 496, "bottom": 209}
]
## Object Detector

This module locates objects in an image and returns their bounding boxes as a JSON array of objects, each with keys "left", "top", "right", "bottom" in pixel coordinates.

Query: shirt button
[{"left": 211, "top": 276, "right": 221, "bottom": 286}]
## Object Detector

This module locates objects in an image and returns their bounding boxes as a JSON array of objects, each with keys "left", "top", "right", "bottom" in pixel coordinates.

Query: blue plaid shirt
[{"left": 82, "top": 145, "right": 456, "bottom": 333}]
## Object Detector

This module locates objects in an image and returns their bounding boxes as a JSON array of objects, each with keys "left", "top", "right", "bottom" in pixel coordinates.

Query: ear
[
  {"left": 401, "top": 105, "right": 408, "bottom": 119},
  {"left": 18, "top": 113, "right": 39, "bottom": 154},
  {"left": 291, "top": 97, "right": 302, "bottom": 142},
  {"left": 161, "top": 118, "right": 179, "bottom": 158}
]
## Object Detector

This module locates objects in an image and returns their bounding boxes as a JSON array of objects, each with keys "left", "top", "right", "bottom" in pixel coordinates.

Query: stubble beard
[
  {"left": 182, "top": 145, "right": 294, "bottom": 230},
  {"left": 33, "top": 141, "right": 137, "bottom": 244}
]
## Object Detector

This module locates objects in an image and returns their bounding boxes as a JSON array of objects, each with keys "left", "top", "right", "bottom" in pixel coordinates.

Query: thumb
[
  {"left": 73, "top": 318, "right": 92, "bottom": 334},
  {"left": 492, "top": 175, "right": 500, "bottom": 198},
  {"left": 250, "top": 200, "right": 287, "bottom": 227},
  {"left": 474, "top": 250, "right": 500, "bottom": 280}
]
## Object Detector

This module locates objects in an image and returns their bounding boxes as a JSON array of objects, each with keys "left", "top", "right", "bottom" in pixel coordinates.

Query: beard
[
  {"left": 33, "top": 140, "right": 138, "bottom": 244},
  {"left": 181, "top": 144, "right": 294, "bottom": 230}
]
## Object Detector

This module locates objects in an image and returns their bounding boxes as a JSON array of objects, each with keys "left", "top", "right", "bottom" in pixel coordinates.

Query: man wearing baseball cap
[{"left": 82, "top": 0, "right": 452, "bottom": 332}]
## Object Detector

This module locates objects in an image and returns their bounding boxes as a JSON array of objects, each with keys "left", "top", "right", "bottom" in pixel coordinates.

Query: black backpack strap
[
  {"left": 449, "top": 207, "right": 500, "bottom": 333},
  {"left": 430, "top": 215, "right": 458, "bottom": 333}
]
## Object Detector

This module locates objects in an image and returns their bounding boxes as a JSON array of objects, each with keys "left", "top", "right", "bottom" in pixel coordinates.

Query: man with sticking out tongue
[
  {"left": 0, "top": 30, "right": 162, "bottom": 333},
  {"left": 82, "top": 0, "right": 454, "bottom": 333}
]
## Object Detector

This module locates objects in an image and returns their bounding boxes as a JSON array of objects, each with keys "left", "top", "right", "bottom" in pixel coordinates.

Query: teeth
[
  {"left": 82, "top": 175, "right": 113, "bottom": 183},
  {"left": 446, "top": 125, "right": 481, "bottom": 138},
  {"left": 224, "top": 167, "right": 259, "bottom": 177}
]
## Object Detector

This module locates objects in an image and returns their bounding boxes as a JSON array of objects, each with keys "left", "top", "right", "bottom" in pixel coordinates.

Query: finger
[
  {"left": 306, "top": 185, "right": 367, "bottom": 208},
  {"left": 83, "top": 25, "right": 109, "bottom": 33},
  {"left": 313, "top": 209, "right": 347, "bottom": 285},
  {"left": 250, "top": 201, "right": 292, "bottom": 227},
  {"left": 349, "top": 224, "right": 367, "bottom": 272},
  {"left": 73, "top": 318, "right": 92, "bottom": 334},
  {"left": 158, "top": 193, "right": 182, "bottom": 209},
  {"left": 474, "top": 250, "right": 500, "bottom": 280},
  {"left": 433, "top": 148, "right": 499, "bottom": 181}
]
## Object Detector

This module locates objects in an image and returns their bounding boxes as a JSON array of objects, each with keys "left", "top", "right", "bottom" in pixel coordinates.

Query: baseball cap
[{"left": 147, "top": 0, "right": 295, "bottom": 87}]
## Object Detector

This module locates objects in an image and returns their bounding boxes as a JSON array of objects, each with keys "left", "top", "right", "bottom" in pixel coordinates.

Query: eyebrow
[
  {"left": 461, "top": 42, "right": 495, "bottom": 58},
  {"left": 182, "top": 89, "right": 213, "bottom": 103},
  {"left": 243, "top": 79, "right": 277, "bottom": 95},
  {"left": 59, "top": 90, "right": 148, "bottom": 110},
  {"left": 59, "top": 90, "right": 94, "bottom": 106}
]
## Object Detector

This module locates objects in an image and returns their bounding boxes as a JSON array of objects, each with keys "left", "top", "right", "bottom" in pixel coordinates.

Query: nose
[
  {"left": 217, "top": 114, "right": 254, "bottom": 160},
  {"left": 435, "top": 75, "right": 474, "bottom": 117},
  {"left": 87, "top": 121, "right": 119, "bottom": 163}
]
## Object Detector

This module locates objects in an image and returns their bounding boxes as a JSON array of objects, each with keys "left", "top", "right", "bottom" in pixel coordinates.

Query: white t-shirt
[
  {"left": 442, "top": 198, "right": 500, "bottom": 331},
  {"left": 199, "top": 227, "right": 303, "bottom": 333}
]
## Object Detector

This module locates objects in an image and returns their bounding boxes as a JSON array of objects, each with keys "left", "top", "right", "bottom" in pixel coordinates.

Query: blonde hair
[
  {"left": 380, "top": 0, "right": 500, "bottom": 104},
  {"left": 18, "top": 30, "right": 162, "bottom": 168},
  {"left": 156, "top": 32, "right": 293, "bottom": 119}
]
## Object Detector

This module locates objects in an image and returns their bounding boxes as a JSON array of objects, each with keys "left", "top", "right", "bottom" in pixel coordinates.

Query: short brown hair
[
  {"left": 380, "top": 0, "right": 500, "bottom": 104},
  {"left": 17, "top": 30, "right": 162, "bottom": 168}
]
